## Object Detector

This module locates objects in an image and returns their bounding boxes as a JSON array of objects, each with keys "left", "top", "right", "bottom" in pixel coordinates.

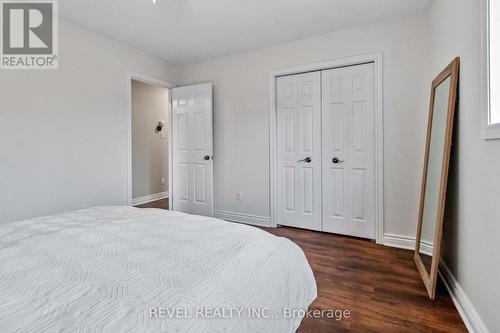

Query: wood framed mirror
[{"left": 414, "top": 57, "right": 460, "bottom": 300}]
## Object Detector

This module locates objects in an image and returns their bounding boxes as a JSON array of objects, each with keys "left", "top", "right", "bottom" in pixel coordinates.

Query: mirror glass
[{"left": 419, "top": 76, "right": 451, "bottom": 273}]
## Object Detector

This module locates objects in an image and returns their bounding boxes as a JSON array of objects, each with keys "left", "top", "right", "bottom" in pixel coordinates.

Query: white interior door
[
  {"left": 172, "top": 83, "right": 213, "bottom": 216},
  {"left": 276, "top": 72, "right": 322, "bottom": 231},
  {"left": 321, "top": 63, "right": 375, "bottom": 239}
]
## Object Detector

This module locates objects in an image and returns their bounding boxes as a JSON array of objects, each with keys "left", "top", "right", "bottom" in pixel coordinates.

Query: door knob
[
  {"left": 332, "top": 157, "right": 344, "bottom": 164},
  {"left": 298, "top": 157, "right": 312, "bottom": 163},
  {"left": 204, "top": 155, "right": 210, "bottom": 160}
]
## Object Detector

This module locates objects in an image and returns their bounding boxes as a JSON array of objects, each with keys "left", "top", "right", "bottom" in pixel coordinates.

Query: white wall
[
  {"left": 179, "top": 12, "right": 431, "bottom": 236},
  {"left": 0, "top": 19, "right": 178, "bottom": 223},
  {"left": 429, "top": 0, "right": 500, "bottom": 331},
  {"left": 131, "top": 80, "right": 169, "bottom": 199}
]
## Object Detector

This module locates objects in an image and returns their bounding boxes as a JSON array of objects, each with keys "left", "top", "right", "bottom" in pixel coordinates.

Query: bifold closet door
[
  {"left": 276, "top": 72, "right": 322, "bottom": 231},
  {"left": 321, "top": 63, "right": 376, "bottom": 239}
]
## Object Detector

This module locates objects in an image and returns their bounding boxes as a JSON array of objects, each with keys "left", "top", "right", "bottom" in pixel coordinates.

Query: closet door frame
[{"left": 268, "top": 52, "right": 385, "bottom": 244}]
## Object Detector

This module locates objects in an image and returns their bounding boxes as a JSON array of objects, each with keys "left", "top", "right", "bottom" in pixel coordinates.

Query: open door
[{"left": 172, "top": 83, "right": 214, "bottom": 216}]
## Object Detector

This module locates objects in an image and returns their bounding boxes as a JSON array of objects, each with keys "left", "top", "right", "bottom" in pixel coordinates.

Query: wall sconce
[{"left": 156, "top": 121, "right": 166, "bottom": 133}]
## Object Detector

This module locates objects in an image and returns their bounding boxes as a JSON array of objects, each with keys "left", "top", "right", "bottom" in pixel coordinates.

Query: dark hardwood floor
[
  {"left": 137, "top": 199, "right": 466, "bottom": 332},
  {"left": 263, "top": 227, "right": 466, "bottom": 333},
  {"left": 135, "top": 198, "right": 169, "bottom": 209}
]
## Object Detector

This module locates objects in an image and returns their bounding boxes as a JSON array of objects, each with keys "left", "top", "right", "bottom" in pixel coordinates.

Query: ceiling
[{"left": 59, "top": 0, "right": 432, "bottom": 65}]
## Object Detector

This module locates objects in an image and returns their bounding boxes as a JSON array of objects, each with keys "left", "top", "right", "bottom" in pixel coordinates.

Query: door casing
[{"left": 269, "top": 52, "right": 385, "bottom": 244}]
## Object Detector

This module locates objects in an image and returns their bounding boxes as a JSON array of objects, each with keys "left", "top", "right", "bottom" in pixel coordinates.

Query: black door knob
[
  {"left": 332, "top": 157, "right": 344, "bottom": 164},
  {"left": 204, "top": 155, "right": 210, "bottom": 160},
  {"left": 298, "top": 157, "right": 312, "bottom": 163}
]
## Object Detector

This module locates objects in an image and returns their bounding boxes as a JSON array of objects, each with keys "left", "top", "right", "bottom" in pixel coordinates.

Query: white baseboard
[
  {"left": 439, "top": 262, "right": 490, "bottom": 333},
  {"left": 132, "top": 191, "right": 169, "bottom": 206},
  {"left": 383, "top": 233, "right": 415, "bottom": 250},
  {"left": 384, "top": 233, "right": 489, "bottom": 333},
  {"left": 383, "top": 233, "right": 433, "bottom": 256},
  {"left": 213, "top": 210, "right": 271, "bottom": 227}
]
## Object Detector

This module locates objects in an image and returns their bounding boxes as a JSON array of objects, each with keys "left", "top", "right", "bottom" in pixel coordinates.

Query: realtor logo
[{"left": 1, "top": 0, "right": 58, "bottom": 69}]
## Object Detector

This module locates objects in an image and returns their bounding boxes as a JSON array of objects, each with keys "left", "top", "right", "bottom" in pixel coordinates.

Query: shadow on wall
[{"left": 441, "top": 92, "right": 460, "bottom": 271}]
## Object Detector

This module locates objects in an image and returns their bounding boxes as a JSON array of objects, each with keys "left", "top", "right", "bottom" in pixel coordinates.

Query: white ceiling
[{"left": 60, "top": 0, "right": 432, "bottom": 65}]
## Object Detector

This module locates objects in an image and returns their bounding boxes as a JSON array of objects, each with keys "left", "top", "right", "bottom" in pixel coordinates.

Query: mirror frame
[{"left": 414, "top": 57, "right": 460, "bottom": 300}]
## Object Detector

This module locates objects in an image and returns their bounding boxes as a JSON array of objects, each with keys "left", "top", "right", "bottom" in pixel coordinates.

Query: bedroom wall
[
  {"left": 429, "top": 0, "right": 499, "bottom": 331},
  {"left": 179, "top": 11, "right": 431, "bottom": 237},
  {"left": 131, "top": 80, "right": 170, "bottom": 199},
  {"left": 0, "top": 19, "right": 178, "bottom": 224}
]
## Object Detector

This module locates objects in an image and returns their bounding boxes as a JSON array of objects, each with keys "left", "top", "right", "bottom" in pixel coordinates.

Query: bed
[{"left": 0, "top": 206, "right": 317, "bottom": 333}]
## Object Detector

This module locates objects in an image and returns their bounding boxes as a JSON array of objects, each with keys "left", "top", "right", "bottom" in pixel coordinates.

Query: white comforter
[{"left": 0, "top": 207, "right": 316, "bottom": 333}]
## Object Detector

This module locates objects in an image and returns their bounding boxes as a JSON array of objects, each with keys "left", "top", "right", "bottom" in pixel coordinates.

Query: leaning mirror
[{"left": 414, "top": 58, "right": 460, "bottom": 300}]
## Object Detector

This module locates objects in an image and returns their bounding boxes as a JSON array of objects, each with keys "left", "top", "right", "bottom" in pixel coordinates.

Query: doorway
[
  {"left": 130, "top": 79, "right": 171, "bottom": 208},
  {"left": 127, "top": 72, "right": 175, "bottom": 210},
  {"left": 127, "top": 73, "right": 214, "bottom": 216}
]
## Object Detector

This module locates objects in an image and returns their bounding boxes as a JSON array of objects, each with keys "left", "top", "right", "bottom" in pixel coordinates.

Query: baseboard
[
  {"left": 132, "top": 191, "right": 169, "bottom": 206},
  {"left": 213, "top": 210, "right": 271, "bottom": 227},
  {"left": 383, "top": 233, "right": 433, "bottom": 256},
  {"left": 439, "top": 262, "right": 490, "bottom": 333},
  {"left": 384, "top": 233, "right": 489, "bottom": 333},
  {"left": 383, "top": 233, "right": 415, "bottom": 250}
]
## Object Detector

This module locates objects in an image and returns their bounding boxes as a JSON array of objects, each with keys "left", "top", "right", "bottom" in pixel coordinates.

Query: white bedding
[{"left": 0, "top": 206, "right": 316, "bottom": 333}]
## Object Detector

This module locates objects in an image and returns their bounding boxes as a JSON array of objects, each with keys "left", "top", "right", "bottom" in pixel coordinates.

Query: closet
[{"left": 276, "top": 63, "right": 376, "bottom": 239}]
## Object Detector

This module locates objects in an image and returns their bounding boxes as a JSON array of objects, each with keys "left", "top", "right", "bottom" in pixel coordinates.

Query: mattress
[{"left": 0, "top": 206, "right": 317, "bottom": 333}]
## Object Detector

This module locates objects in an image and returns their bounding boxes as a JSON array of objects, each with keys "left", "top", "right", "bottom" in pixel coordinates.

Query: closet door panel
[
  {"left": 277, "top": 72, "right": 322, "bottom": 231},
  {"left": 321, "top": 64, "right": 376, "bottom": 239}
]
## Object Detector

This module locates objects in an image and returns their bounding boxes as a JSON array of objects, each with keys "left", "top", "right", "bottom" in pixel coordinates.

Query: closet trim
[{"left": 268, "top": 52, "right": 385, "bottom": 244}]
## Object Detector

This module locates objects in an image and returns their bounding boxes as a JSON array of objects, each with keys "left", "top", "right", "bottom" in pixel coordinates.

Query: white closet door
[
  {"left": 321, "top": 63, "right": 376, "bottom": 239},
  {"left": 172, "top": 83, "right": 213, "bottom": 216},
  {"left": 277, "top": 72, "right": 322, "bottom": 231}
]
